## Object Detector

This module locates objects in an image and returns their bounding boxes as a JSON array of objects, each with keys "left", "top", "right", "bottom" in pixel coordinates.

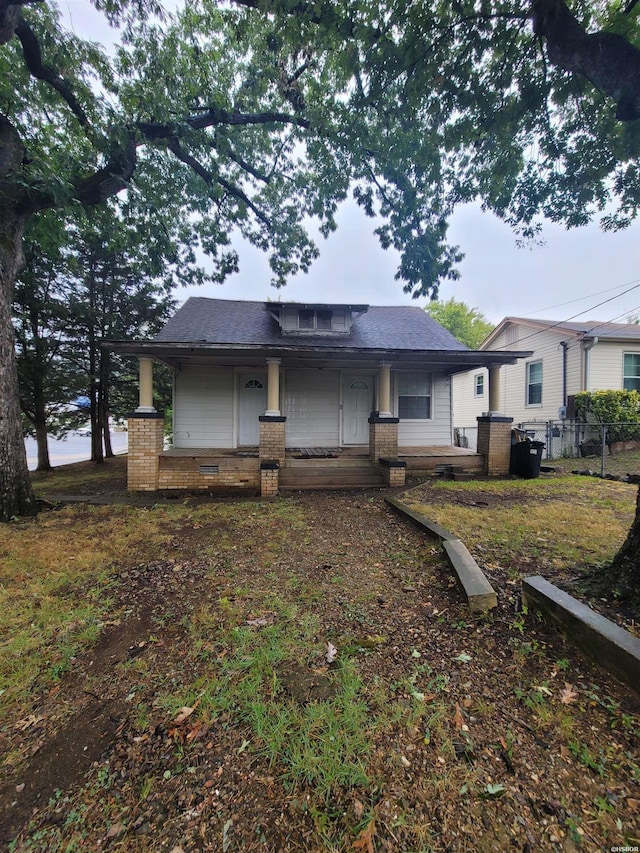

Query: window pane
[
  {"left": 528, "top": 384, "right": 542, "bottom": 405},
  {"left": 528, "top": 362, "right": 542, "bottom": 383},
  {"left": 527, "top": 362, "right": 542, "bottom": 405},
  {"left": 398, "top": 374, "right": 430, "bottom": 395},
  {"left": 397, "top": 372, "right": 431, "bottom": 419},
  {"left": 299, "top": 309, "right": 314, "bottom": 329},
  {"left": 624, "top": 353, "right": 640, "bottom": 377},
  {"left": 316, "top": 310, "right": 332, "bottom": 330},
  {"left": 399, "top": 397, "right": 430, "bottom": 419}
]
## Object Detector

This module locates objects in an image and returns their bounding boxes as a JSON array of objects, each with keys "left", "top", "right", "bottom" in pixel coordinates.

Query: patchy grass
[
  {"left": 31, "top": 455, "right": 128, "bottom": 496},
  {"left": 403, "top": 474, "right": 635, "bottom": 580},
  {"left": 0, "top": 503, "right": 175, "bottom": 713},
  {"left": 2, "top": 471, "right": 640, "bottom": 852}
]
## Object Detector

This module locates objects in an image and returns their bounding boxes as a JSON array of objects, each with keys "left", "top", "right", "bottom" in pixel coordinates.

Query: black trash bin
[{"left": 510, "top": 439, "right": 545, "bottom": 479}]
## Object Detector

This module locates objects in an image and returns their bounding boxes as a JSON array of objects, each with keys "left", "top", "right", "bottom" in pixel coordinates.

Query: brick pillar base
[
  {"left": 369, "top": 415, "right": 399, "bottom": 462},
  {"left": 379, "top": 458, "right": 406, "bottom": 487},
  {"left": 127, "top": 412, "right": 165, "bottom": 491},
  {"left": 477, "top": 415, "right": 513, "bottom": 476},
  {"left": 260, "top": 461, "right": 279, "bottom": 496},
  {"left": 259, "top": 416, "right": 286, "bottom": 467}
]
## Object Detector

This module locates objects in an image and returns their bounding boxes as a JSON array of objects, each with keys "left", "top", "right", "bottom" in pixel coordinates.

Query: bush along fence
[{"left": 454, "top": 421, "right": 640, "bottom": 480}]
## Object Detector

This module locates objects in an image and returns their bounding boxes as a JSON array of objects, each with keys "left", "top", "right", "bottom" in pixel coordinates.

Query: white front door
[
  {"left": 238, "top": 374, "right": 267, "bottom": 445},
  {"left": 342, "top": 375, "right": 374, "bottom": 445}
]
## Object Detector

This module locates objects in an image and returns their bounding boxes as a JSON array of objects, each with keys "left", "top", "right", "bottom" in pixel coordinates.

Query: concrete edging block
[
  {"left": 522, "top": 576, "right": 640, "bottom": 692},
  {"left": 385, "top": 495, "right": 497, "bottom": 612},
  {"left": 442, "top": 539, "right": 498, "bottom": 613},
  {"left": 385, "top": 496, "right": 458, "bottom": 542}
]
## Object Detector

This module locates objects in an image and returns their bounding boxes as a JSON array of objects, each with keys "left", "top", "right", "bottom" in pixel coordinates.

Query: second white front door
[
  {"left": 342, "top": 375, "right": 374, "bottom": 445},
  {"left": 238, "top": 374, "right": 267, "bottom": 445}
]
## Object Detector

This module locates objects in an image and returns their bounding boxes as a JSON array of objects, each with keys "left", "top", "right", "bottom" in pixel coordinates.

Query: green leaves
[
  {"left": 425, "top": 298, "right": 494, "bottom": 348},
  {"left": 3, "top": 0, "right": 640, "bottom": 297}
]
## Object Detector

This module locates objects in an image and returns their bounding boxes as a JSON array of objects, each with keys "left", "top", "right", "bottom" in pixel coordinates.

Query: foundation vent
[{"left": 199, "top": 465, "right": 220, "bottom": 475}]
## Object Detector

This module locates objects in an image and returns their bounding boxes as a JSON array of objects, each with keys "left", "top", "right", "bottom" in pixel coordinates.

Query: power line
[
  {"left": 520, "top": 278, "right": 640, "bottom": 318},
  {"left": 488, "top": 280, "right": 640, "bottom": 352}
]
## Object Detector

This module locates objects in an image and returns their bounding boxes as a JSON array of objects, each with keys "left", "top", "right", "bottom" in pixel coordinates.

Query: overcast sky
[{"left": 180, "top": 200, "right": 640, "bottom": 327}]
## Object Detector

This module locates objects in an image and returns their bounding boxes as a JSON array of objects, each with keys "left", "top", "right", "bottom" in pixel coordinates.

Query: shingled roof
[
  {"left": 155, "top": 298, "right": 469, "bottom": 352},
  {"left": 483, "top": 316, "right": 640, "bottom": 349}
]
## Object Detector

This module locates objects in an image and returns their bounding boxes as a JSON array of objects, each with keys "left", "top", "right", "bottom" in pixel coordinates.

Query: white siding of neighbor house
[
  {"left": 451, "top": 366, "right": 489, "bottom": 429},
  {"left": 283, "top": 369, "right": 341, "bottom": 446},
  {"left": 588, "top": 340, "right": 640, "bottom": 391},
  {"left": 396, "top": 372, "right": 452, "bottom": 446},
  {"left": 452, "top": 322, "right": 588, "bottom": 428},
  {"left": 173, "top": 366, "right": 234, "bottom": 448}
]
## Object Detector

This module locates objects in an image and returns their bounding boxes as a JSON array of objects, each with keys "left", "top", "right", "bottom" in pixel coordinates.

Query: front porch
[{"left": 152, "top": 443, "right": 483, "bottom": 493}]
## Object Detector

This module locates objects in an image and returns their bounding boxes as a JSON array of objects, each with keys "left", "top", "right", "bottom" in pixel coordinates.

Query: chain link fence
[{"left": 454, "top": 421, "right": 640, "bottom": 480}]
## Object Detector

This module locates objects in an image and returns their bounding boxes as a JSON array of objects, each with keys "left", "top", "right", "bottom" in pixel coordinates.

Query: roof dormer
[{"left": 264, "top": 302, "right": 368, "bottom": 336}]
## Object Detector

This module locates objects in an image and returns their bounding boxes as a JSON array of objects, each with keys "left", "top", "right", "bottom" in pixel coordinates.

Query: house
[
  {"left": 111, "top": 298, "right": 527, "bottom": 495},
  {"left": 452, "top": 317, "right": 640, "bottom": 448}
]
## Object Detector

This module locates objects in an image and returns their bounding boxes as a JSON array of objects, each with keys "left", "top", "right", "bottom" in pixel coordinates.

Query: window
[
  {"left": 277, "top": 306, "right": 352, "bottom": 334},
  {"left": 397, "top": 373, "right": 431, "bottom": 419},
  {"left": 474, "top": 374, "right": 484, "bottom": 396},
  {"left": 526, "top": 361, "right": 543, "bottom": 405},
  {"left": 297, "top": 309, "right": 333, "bottom": 331},
  {"left": 623, "top": 353, "right": 640, "bottom": 391}
]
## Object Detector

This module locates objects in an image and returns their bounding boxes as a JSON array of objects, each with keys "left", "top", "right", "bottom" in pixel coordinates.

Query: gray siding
[
  {"left": 283, "top": 369, "right": 341, "bottom": 446},
  {"left": 173, "top": 366, "right": 234, "bottom": 448}
]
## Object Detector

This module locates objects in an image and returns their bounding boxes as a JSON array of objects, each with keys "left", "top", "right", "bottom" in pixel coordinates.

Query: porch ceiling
[{"left": 107, "top": 340, "right": 531, "bottom": 374}]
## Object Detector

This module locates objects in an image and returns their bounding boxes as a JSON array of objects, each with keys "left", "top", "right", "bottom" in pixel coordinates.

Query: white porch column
[
  {"left": 488, "top": 365, "right": 501, "bottom": 414},
  {"left": 136, "top": 357, "right": 156, "bottom": 413},
  {"left": 265, "top": 358, "right": 281, "bottom": 416},
  {"left": 378, "top": 362, "right": 392, "bottom": 417}
]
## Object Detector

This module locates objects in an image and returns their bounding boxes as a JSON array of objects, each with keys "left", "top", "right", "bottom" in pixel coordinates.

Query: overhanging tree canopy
[{"left": 1, "top": 0, "right": 639, "bottom": 520}]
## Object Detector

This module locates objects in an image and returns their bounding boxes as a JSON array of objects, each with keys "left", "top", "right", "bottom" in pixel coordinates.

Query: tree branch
[
  {"left": 166, "top": 137, "right": 271, "bottom": 225},
  {"left": 137, "top": 105, "right": 309, "bottom": 139},
  {"left": 0, "top": 0, "right": 41, "bottom": 45},
  {"left": 15, "top": 16, "right": 90, "bottom": 129},
  {"left": 225, "top": 146, "right": 271, "bottom": 183},
  {"left": 531, "top": 0, "right": 640, "bottom": 120}
]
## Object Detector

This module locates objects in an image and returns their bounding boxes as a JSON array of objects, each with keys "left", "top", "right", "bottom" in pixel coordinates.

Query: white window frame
[
  {"left": 526, "top": 360, "right": 543, "bottom": 407},
  {"left": 623, "top": 352, "right": 640, "bottom": 392},
  {"left": 474, "top": 373, "right": 484, "bottom": 397},
  {"left": 395, "top": 372, "right": 432, "bottom": 420}
]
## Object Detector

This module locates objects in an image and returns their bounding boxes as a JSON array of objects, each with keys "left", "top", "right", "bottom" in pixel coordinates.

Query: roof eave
[{"left": 106, "top": 339, "right": 531, "bottom": 368}]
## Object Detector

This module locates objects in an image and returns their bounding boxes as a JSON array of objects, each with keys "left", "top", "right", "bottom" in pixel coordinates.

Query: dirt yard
[{"left": 1, "top": 464, "right": 639, "bottom": 851}]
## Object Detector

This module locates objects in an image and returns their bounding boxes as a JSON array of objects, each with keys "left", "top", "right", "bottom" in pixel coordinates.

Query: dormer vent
[{"left": 264, "top": 302, "right": 368, "bottom": 336}]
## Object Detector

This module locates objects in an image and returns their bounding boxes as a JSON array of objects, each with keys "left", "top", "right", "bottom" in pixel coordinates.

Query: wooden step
[
  {"left": 279, "top": 466, "right": 384, "bottom": 490},
  {"left": 404, "top": 455, "right": 483, "bottom": 473},
  {"left": 286, "top": 456, "right": 371, "bottom": 469}
]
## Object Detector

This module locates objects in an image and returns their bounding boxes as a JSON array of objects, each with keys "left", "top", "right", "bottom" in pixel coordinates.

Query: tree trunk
[
  {"left": 0, "top": 117, "right": 37, "bottom": 520},
  {"left": 30, "top": 368, "right": 52, "bottom": 471},
  {"left": 532, "top": 0, "right": 640, "bottom": 120},
  {"left": 34, "top": 420, "right": 51, "bottom": 471},
  {"left": 99, "top": 349, "right": 113, "bottom": 458},
  {"left": 607, "top": 482, "right": 640, "bottom": 612},
  {"left": 0, "top": 214, "right": 37, "bottom": 518}
]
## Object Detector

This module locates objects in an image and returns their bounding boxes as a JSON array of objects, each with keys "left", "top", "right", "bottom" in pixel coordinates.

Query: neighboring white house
[{"left": 452, "top": 317, "right": 640, "bottom": 444}]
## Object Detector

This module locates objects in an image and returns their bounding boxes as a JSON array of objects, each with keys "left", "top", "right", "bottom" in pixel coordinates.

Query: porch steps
[{"left": 279, "top": 464, "right": 384, "bottom": 490}]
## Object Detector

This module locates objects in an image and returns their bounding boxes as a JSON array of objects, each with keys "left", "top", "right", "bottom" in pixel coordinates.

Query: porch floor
[{"left": 160, "top": 445, "right": 480, "bottom": 459}]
